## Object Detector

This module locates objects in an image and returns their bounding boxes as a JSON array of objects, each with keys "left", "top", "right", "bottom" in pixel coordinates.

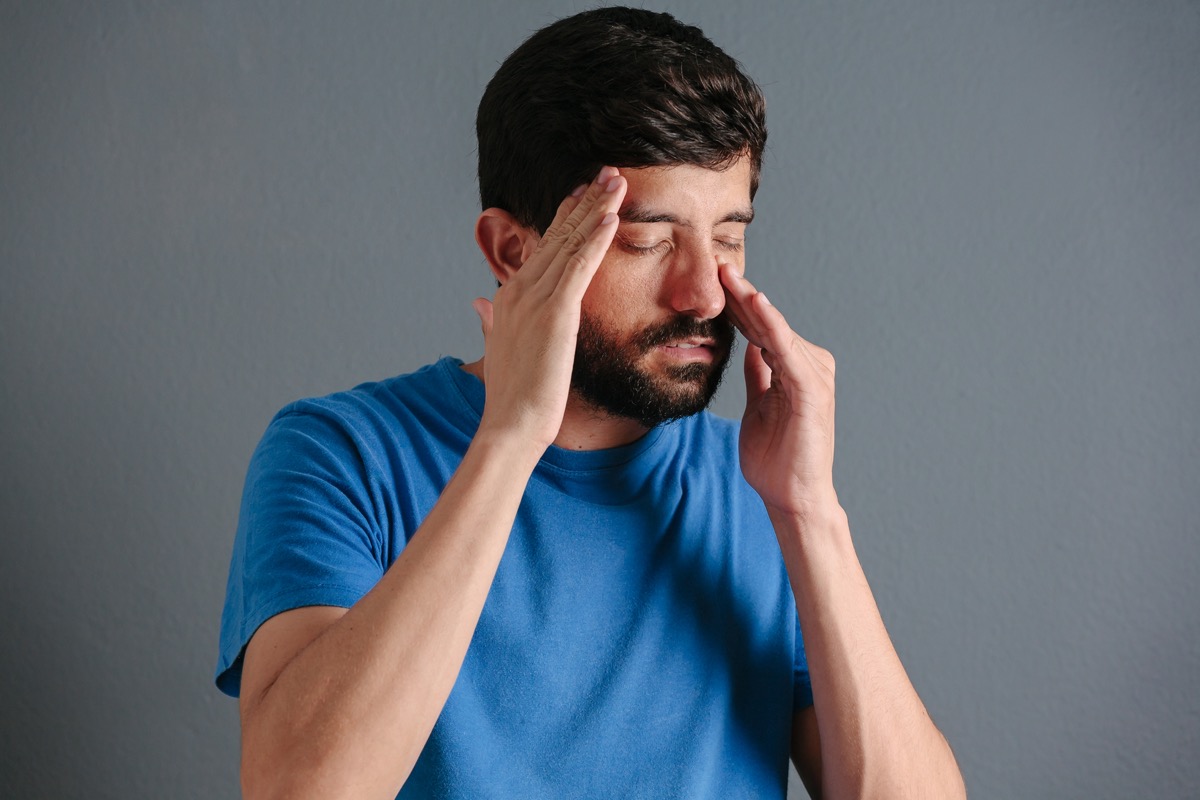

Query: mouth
[
  {"left": 635, "top": 315, "right": 735, "bottom": 368},
  {"left": 657, "top": 339, "right": 719, "bottom": 362}
]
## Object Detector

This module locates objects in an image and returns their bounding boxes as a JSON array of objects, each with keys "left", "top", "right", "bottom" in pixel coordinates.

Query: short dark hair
[{"left": 476, "top": 6, "right": 767, "bottom": 232}]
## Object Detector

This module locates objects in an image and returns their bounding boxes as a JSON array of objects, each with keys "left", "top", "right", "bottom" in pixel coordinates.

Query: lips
[
  {"left": 658, "top": 340, "right": 718, "bottom": 362},
  {"left": 634, "top": 315, "right": 734, "bottom": 359}
]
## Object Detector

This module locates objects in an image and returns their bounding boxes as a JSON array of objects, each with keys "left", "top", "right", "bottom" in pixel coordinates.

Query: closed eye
[
  {"left": 716, "top": 239, "right": 745, "bottom": 252},
  {"left": 617, "top": 238, "right": 672, "bottom": 256}
]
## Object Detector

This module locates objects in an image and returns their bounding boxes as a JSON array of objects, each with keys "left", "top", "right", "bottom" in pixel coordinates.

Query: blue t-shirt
[{"left": 218, "top": 357, "right": 812, "bottom": 799}]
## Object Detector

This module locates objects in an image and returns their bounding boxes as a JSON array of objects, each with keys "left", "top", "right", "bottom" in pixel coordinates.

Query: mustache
[{"left": 633, "top": 314, "right": 736, "bottom": 351}]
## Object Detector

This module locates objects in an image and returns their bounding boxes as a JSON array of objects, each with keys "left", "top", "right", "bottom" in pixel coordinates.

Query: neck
[{"left": 460, "top": 357, "right": 651, "bottom": 452}]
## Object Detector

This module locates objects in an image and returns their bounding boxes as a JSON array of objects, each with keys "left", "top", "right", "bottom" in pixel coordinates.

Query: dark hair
[{"left": 476, "top": 6, "right": 767, "bottom": 232}]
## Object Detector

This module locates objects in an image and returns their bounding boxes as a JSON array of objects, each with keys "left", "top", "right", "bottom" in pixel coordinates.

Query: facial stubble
[{"left": 570, "top": 312, "right": 737, "bottom": 428}]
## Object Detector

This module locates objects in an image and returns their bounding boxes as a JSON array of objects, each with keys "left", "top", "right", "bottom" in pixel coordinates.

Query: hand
[
  {"left": 719, "top": 263, "right": 839, "bottom": 519},
  {"left": 472, "top": 167, "right": 627, "bottom": 452}
]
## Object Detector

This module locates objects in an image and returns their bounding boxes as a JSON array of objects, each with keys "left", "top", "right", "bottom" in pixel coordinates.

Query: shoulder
[
  {"left": 266, "top": 358, "right": 466, "bottom": 443},
  {"left": 248, "top": 357, "right": 473, "bottom": 484},
  {"left": 273, "top": 358, "right": 456, "bottom": 427}
]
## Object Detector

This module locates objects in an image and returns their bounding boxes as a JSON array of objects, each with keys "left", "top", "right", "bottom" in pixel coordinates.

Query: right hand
[{"left": 472, "top": 166, "right": 627, "bottom": 452}]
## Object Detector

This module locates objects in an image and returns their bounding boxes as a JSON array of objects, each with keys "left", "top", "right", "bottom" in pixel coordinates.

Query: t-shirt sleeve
[
  {"left": 215, "top": 407, "right": 387, "bottom": 697},
  {"left": 793, "top": 613, "right": 814, "bottom": 710}
]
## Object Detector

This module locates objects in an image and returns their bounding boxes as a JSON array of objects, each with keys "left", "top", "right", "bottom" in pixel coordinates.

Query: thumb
[{"left": 471, "top": 297, "right": 494, "bottom": 337}]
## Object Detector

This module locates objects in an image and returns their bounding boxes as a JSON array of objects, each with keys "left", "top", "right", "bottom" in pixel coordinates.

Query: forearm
[
  {"left": 773, "top": 504, "right": 965, "bottom": 800},
  {"left": 241, "top": 431, "right": 542, "bottom": 800}
]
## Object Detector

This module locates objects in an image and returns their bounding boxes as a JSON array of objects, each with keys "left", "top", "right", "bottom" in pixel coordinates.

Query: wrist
[
  {"left": 766, "top": 491, "right": 848, "bottom": 547},
  {"left": 469, "top": 420, "right": 550, "bottom": 474},
  {"left": 768, "top": 503, "right": 848, "bottom": 532},
  {"left": 763, "top": 485, "right": 843, "bottom": 527}
]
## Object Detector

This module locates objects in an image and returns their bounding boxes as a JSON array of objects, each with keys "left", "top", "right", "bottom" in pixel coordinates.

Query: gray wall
[{"left": 2, "top": 2, "right": 1197, "bottom": 798}]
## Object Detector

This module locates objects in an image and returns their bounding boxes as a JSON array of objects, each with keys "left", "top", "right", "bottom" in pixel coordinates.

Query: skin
[
  {"left": 467, "top": 159, "right": 754, "bottom": 449},
  {"left": 237, "top": 160, "right": 966, "bottom": 799}
]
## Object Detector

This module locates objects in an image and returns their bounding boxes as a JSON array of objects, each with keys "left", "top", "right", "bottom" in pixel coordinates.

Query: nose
[{"left": 666, "top": 245, "right": 726, "bottom": 320}]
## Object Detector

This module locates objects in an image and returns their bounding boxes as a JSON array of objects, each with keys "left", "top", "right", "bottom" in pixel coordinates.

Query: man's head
[
  {"left": 475, "top": 8, "right": 765, "bottom": 428},
  {"left": 476, "top": 6, "right": 766, "bottom": 234}
]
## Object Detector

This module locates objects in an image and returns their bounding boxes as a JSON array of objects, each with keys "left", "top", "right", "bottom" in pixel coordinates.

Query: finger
[
  {"left": 752, "top": 291, "right": 793, "bottom": 353},
  {"left": 720, "top": 288, "right": 754, "bottom": 342},
  {"left": 715, "top": 263, "right": 752, "bottom": 334},
  {"left": 743, "top": 343, "right": 771, "bottom": 406},
  {"left": 549, "top": 204, "right": 621, "bottom": 302},
  {"left": 747, "top": 292, "right": 836, "bottom": 390},
  {"left": 556, "top": 165, "right": 619, "bottom": 236},
  {"left": 471, "top": 297, "right": 493, "bottom": 337},
  {"left": 527, "top": 182, "right": 588, "bottom": 259},
  {"left": 720, "top": 266, "right": 833, "bottom": 387},
  {"left": 543, "top": 173, "right": 626, "bottom": 298},
  {"left": 750, "top": 292, "right": 831, "bottom": 373},
  {"left": 724, "top": 266, "right": 796, "bottom": 356},
  {"left": 523, "top": 167, "right": 619, "bottom": 284},
  {"left": 719, "top": 263, "right": 770, "bottom": 347}
]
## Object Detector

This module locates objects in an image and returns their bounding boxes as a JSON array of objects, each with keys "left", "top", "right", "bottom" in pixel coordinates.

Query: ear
[{"left": 475, "top": 208, "right": 540, "bottom": 284}]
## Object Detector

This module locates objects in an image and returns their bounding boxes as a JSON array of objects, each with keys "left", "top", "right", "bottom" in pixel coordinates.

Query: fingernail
[
  {"left": 604, "top": 175, "right": 622, "bottom": 193},
  {"left": 600, "top": 211, "right": 618, "bottom": 225},
  {"left": 759, "top": 293, "right": 771, "bottom": 306},
  {"left": 571, "top": 183, "right": 587, "bottom": 197},
  {"left": 597, "top": 165, "right": 617, "bottom": 183}
]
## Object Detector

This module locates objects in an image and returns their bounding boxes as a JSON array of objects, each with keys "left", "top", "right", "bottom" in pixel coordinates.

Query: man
[{"left": 217, "top": 7, "right": 965, "bottom": 799}]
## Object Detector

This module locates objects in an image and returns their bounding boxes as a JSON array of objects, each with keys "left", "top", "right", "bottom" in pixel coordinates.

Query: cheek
[{"left": 582, "top": 255, "right": 662, "bottom": 319}]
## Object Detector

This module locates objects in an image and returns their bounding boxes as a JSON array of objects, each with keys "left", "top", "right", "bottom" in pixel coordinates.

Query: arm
[
  {"left": 238, "top": 169, "right": 628, "bottom": 800},
  {"left": 720, "top": 265, "right": 965, "bottom": 800}
]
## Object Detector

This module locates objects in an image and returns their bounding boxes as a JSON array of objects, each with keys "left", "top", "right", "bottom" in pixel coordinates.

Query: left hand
[{"left": 719, "top": 263, "right": 839, "bottom": 519}]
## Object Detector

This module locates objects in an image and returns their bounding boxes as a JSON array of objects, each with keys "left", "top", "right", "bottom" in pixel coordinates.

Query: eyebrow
[{"left": 618, "top": 202, "right": 755, "bottom": 227}]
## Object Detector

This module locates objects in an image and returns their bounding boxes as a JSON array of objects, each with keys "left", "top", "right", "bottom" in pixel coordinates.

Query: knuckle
[
  {"left": 806, "top": 340, "right": 834, "bottom": 362},
  {"left": 563, "top": 229, "right": 589, "bottom": 252},
  {"left": 565, "top": 251, "right": 591, "bottom": 272}
]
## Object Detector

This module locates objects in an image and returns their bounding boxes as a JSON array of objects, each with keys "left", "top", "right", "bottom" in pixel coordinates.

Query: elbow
[
  {"left": 240, "top": 748, "right": 298, "bottom": 800},
  {"left": 941, "top": 755, "right": 968, "bottom": 800},
  {"left": 845, "top": 735, "right": 966, "bottom": 800},
  {"left": 240, "top": 726, "right": 416, "bottom": 800},
  {"left": 240, "top": 718, "right": 290, "bottom": 800},
  {"left": 931, "top": 730, "right": 967, "bottom": 800},
  {"left": 922, "top": 768, "right": 967, "bottom": 800},
  {"left": 240, "top": 726, "right": 330, "bottom": 800},
  {"left": 241, "top": 752, "right": 336, "bottom": 800},
  {"left": 901, "top": 745, "right": 967, "bottom": 800},
  {"left": 849, "top": 770, "right": 965, "bottom": 800},
  {"left": 239, "top": 701, "right": 337, "bottom": 800}
]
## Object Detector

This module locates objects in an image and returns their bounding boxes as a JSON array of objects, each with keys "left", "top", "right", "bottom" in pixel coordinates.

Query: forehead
[{"left": 617, "top": 158, "right": 753, "bottom": 225}]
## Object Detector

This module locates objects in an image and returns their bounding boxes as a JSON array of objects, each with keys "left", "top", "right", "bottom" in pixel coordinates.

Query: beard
[{"left": 570, "top": 311, "right": 736, "bottom": 428}]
